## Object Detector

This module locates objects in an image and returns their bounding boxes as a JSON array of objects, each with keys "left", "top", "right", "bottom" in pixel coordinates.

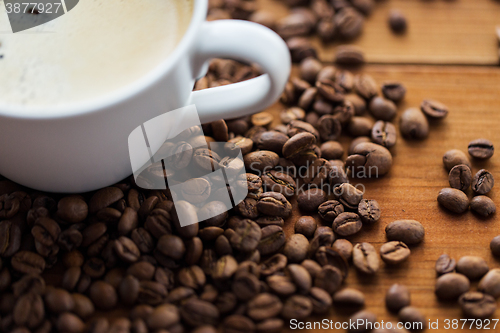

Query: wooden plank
[
  {"left": 257, "top": 0, "right": 500, "bottom": 65},
  {"left": 268, "top": 64, "right": 500, "bottom": 332}
]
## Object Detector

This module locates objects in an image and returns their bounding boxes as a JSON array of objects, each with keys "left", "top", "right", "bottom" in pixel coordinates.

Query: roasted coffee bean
[
  {"left": 0, "top": 220, "right": 21, "bottom": 257},
  {"left": 260, "top": 254, "right": 287, "bottom": 276},
  {"left": 335, "top": 70, "right": 354, "bottom": 92},
  {"left": 435, "top": 273, "right": 470, "bottom": 300},
  {"left": 348, "top": 310, "right": 376, "bottom": 333},
  {"left": 420, "top": 99, "right": 448, "bottom": 119},
  {"left": 254, "top": 131, "right": 288, "bottom": 154},
  {"left": 353, "top": 243, "right": 379, "bottom": 275},
  {"left": 45, "top": 287, "right": 75, "bottom": 313},
  {"left": 72, "top": 293, "right": 94, "bottom": 319},
  {"left": 314, "top": 265, "right": 343, "bottom": 294},
  {"left": 221, "top": 315, "right": 255, "bottom": 333},
  {"left": 348, "top": 136, "right": 370, "bottom": 155},
  {"left": 345, "top": 93, "right": 367, "bottom": 115},
  {"left": 369, "top": 97, "right": 397, "bottom": 121},
  {"left": 459, "top": 291, "right": 497, "bottom": 319},
  {"left": 281, "top": 107, "right": 306, "bottom": 125},
  {"left": 400, "top": 108, "right": 429, "bottom": 140},
  {"left": 443, "top": 149, "right": 471, "bottom": 171},
  {"left": 335, "top": 8, "right": 364, "bottom": 40},
  {"left": 286, "top": 264, "right": 312, "bottom": 293},
  {"left": 333, "top": 183, "right": 363, "bottom": 209},
  {"left": 57, "top": 196, "right": 88, "bottom": 224},
  {"left": 294, "top": 216, "right": 317, "bottom": 238},
  {"left": 89, "top": 187, "right": 124, "bottom": 215},
  {"left": 333, "top": 288, "right": 365, "bottom": 309},
  {"left": 380, "top": 241, "right": 410, "bottom": 265},
  {"left": 320, "top": 141, "right": 344, "bottom": 160},
  {"left": 449, "top": 164, "right": 472, "bottom": 191},
  {"left": 468, "top": 138, "right": 494, "bottom": 159},
  {"left": 229, "top": 219, "right": 261, "bottom": 253},
  {"left": 436, "top": 254, "right": 456, "bottom": 275},
  {"left": 281, "top": 295, "right": 313, "bottom": 319},
  {"left": 180, "top": 298, "right": 220, "bottom": 327},
  {"left": 146, "top": 304, "right": 180, "bottom": 330},
  {"left": 335, "top": 45, "right": 365, "bottom": 66},
  {"left": 13, "top": 292, "right": 44, "bottom": 329},
  {"left": 226, "top": 136, "right": 253, "bottom": 155},
  {"left": 12, "top": 251, "right": 45, "bottom": 275},
  {"left": 388, "top": 9, "right": 407, "bottom": 33},
  {"left": 247, "top": 293, "right": 282, "bottom": 321},
  {"left": 211, "top": 119, "right": 229, "bottom": 141},
  {"left": 285, "top": 36, "right": 316, "bottom": 63},
  {"left": 309, "top": 228, "right": 335, "bottom": 254},
  {"left": 332, "top": 239, "right": 353, "bottom": 262},
  {"left": 235, "top": 198, "right": 259, "bottom": 219},
  {"left": 266, "top": 274, "right": 296, "bottom": 296},
  {"left": 371, "top": 121, "right": 397, "bottom": 148},
  {"left": 333, "top": 212, "right": 362, "bottom": 237},
  {"left": 297, "top": 87, "right": 317, "bottom": 110},
  {"left": 178, "top": 266, "right": 206, "bottom": 290},
  {"left": 318, "top": 200, "right": 344, "bottom": 222},
  {"left": 257, "top": 192, "right": 292, "bottom": 217},
  {"left": 385, "top": 284, "right": 410, "bottom": 313},
  {"left": 381, "top": 81, "right": 406, "bottom": 102},
  {"left": 138, "top": 281, "right": 168, "bottom": 305},
  {"left": 348, "top": 117, "right": 374, "bottom": 137},
  {"left": 32, "top": 217, "right": 60, "bottom": 256},
  {"left": 56, "top": 313, "right": 85, "bottom": 333},
  {"left": 385, "top": 220, "right": 425, "bottom": 245},
  {"left": 346, "top": 142, "right": 393, "bottom": 177},
  {"left": 114, "top": 236, "right": 140, "bottom": 263},
  {"left": 315, "top": 246, "right": 348, "bottom": 278},
  {"left": 287, "top": 120, "right": 319, "bottom": 140},
  {"left": 232, "top": 272, "right": 260, "bottom": 301},
  {"left": 437, "top": 188, "right": 469, "bottom": 214},
  {"left": 357, "top": 199, "right": 381, "bottom": 224},
  {"left": 479, "top": 269, "right": 500, "bottom": 298},
  {"left": 317, "top": 115, "right": 342, "bottom": 141},
  {"left": 13, "top": 274, "right": 45, "bottom": 296},
  {"left": 131, "top": 228, "right": 154, "bottom": 253},
  {"left": 398, "top": 306, "right": 425, "bottom": 331},
  {"left": 354, "top": 73, "right": 377, "bottom": 100},
  {"left": 299, "top": 57, "right": 322, "bottom": 83},
  {"left": 283, "top": 234, "right": 309, "bottom": 263},
  {"left": 492, "top": 236, "right": 500, "bottom": 257},
  {"left": 456, "top": 256, "right": 489, "bottom": 280},
  {"left": 89, "top": 281, "right": 118, "bottom": 310},
  {"left": 309, "top": 287, "right": 333, "bottom": 314},
  {"left": 472, "top": 169, "right": 494, "bottom": 195},
  {"left": 212, "top": 255, "right": 238, "bottom": 281},
  {"left": 301, "top": 259, "right": 322, "bottom": 279},
  {"left": 297, "top": 188, "right": 327, "bottom": 212},
  {"left": 193, "top": 148, "right": 221, "bottom": 171},
  {"left": 258, "top": 225, "right": 286, "bottom": 256}
]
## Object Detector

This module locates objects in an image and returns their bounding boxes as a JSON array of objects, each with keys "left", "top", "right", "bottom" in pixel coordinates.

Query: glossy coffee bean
[
  {"left": 472, "top": 169, "right": 494, "bottom": 195},
  {"left": 353, "top": 243, "right": 379, "bottom": 275},
  {"left": 357, "top": 199, "right": 381, "bottom": 224},
  {"left": 346, "top": 142, "right": 393, "bottom": 177},
  {"left": 448, "top": 164, "right": 472, "bottom": 192},
  {"left": 437, "top": 188, "right": 469, "bottom": 214},
  {"left": 380, "top": 241, "right": 410, "bottom": 265},
  {"left": 470, "top": 196, "right": 496, "bottom": 217},
  {"left": 443, "top": 149, "right": 471, "bottom": 171},
  {"left": 435, "top": 254, "right": 456, "bottom": 275},
  {"left": 385, "top": 220, "right": 425, "bottom": 245},
  {"left": 400, "top": 108, "right": 429, "bottom": 140},
  {"left": 468, "top": 138, "right": 494, "bottom": 159},
  {"left": 456, "top": 256, "right": 489, "bottom": 280},
  {"left": 479, "top": 269, "right": 500, "bottom": 298},
  {"left": 435, "top": 273, "right": 470, "bottom": 300},
  {"left": 332, "top": 212, "right": 362, "bottom": 237}
]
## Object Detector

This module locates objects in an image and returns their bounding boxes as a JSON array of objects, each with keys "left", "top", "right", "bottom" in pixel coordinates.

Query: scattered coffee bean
[
  {"left": 490, "top": 236, "right": 500, "bottom": 257},
  {"left": 380, "top": 241, "right": 410, "bottom": 265},
  {"left": 471, "top": 169, "right": 494, "bottom": 195},
  {"left": 456, "top": 256, "right": 489, "bottom": 280},
  {"left": 385, "top": 284, "right": 410, "bottom": 313},
  {"left": 388, "top": 9, "right": 407, "bottom": 34},
  {"left": 435, "top": 254, "right": 456, "bottom": 275},
  {"left": 353, "top": 242, "right": 380, "bottom": 275},
  {"left": 335, "top": 45, "right": 365, "bottom": 66},
  {"left": 443, "top": 149, "right": 471, "bottom": 171},
  {"left": 435, "top": 273, "right": 470, "bottom": 300},
  {"left": 357, "top": 199, "right": 381, "bottom": 224},
  {"left": 369, "top": 96, "right": 397, "bottom": 121},
  {"left": 468, "top": 138, "right": 494, "bottom": 159},
  {"left": 385, "top": 220, "right": 425, "bottom": 245},
  {"left": 478, "top": 269, "right": 500, "bottom": 298},
  {"left": 398, "top": 306, "right": 426, "bottom": 331},
  {"left": 437, "top": 188, "right": 469, "bottom": 214},
  {"left": 381, "top": 81, "right": 406, "bottom": 102},
  {"left": 333, "top": 212, "right": 362, "bottom": 237},
  {"left": 371, "top": 121, "right": 397, "bottom": 148},
  {"left": 421, "top": 99, "right": 448, "bottom": 119},
  {"left": 332, "top": 239, "right": 354, "bottom": 261},
  {"left": 448, "top": 164, "right": 472, "bottom": 191},
  {"left": 294, "top": 216, "right": 317, "bottom": 238},
  {"left": 348, "top": 310, "right": 376, "bottom": 333},
  {"left": 459, "top": 291, "right": 497, "bottom": 319},
  {"left": 333, "top": 288, "right": 365, "bottom": 309},
  {"left": 400, "top": 108, "right": 429, "bottom": 140}
]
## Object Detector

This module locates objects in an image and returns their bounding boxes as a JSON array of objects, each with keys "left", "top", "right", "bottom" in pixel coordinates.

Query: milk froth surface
[{"left": 0, "top": 0, "right": 193, "bottom": 108}]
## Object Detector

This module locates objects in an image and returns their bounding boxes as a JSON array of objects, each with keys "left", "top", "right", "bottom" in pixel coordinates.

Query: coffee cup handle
[{"left": 189, "top": 20, "right": 291, "bottom": 123}]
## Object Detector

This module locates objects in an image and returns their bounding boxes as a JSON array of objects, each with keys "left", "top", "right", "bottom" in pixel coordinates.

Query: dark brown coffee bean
[
  {"left": 12, "top": 251, "right": 45, "bottom": 275},
  {"left": 294, "top": 216, "right": 317, "bottom": 238},
  {"left": 31, "top": 217, "right": 60, "bottom": 257},
  {"left": 443, "top": 149, "right": 471, "bottom": 171},
  {"left": 13, "top": 292, "right": 44, "bottom": 328},
  {"left": 385, "top": 284, "right": 410, "bottom": 313},
  {"left": 276, "top": 12, "right": 314, "bottom": 39},
  {"left": 333, "top": 183, "right": 363, "bottom": 209},
  {"left": 479, "top": 269, "right": 500, "bottom": 298},
  {"left": 247, "top": 293, "right": 282, "bottom": 321},
  {"left": 72, "top": 293, "right": 94, "bottom": 319},
  {"left": 180, "top": 298, "right": 220, "bottom": 327},
  {"left": 435, "top": 273, "right": 470, "bottom": 300},
  {"left": 333, "top": 212, "right": 362, "bottom": 237},
  {"left": 309, "top": 287, "right": 333, "bottom": 314},
  {"left": 0, "top": 220, "right": 21, "bottom": 257},
  {"left": 221, "top": 315, "right": 255, "bottom": 333},
  {"left": 257, "top": 192, "right": 292, "bottom": 217},
  {"left": 62, "top": 267, "right": 81, "bottom": 291},
  {"left": 468, "top": 138, "right": 494, "bottom": 159},
  {"left": 348, "top": 310, "right": 376, "bottom": 333},
  {"left": 435, "top": 254, "right": 456, "bottom": 275},
  {"left": 56, "top": 313, "right": 85, "bottom": 333},
  {"left": 380, "top": 241, "right": 410, "bottom": 265},
  {"left": 371, "top": 121, "right": 397, "bottom": 148},
  {"left": 267, "top": 274, "right": 295, "bottom": 296},
  {"left": 388, "top": 9, "right": 407, "bottom": 34},
  {"left": 309, "top": 230, "right": 335, "bottom": 258},
  {"left": 258, "top": 225, "right": 286, "bottom": 256},
  {"left": 89, "top": 281, "right": 117, "bottom": 310},
  {"left": 286, "top": 37, "right": 317, "bottom": 63},
  {"left": 333, "top": 288, "right": 365, "bottom": 309},
  {"left": 244, "top": 151, "right": 279, "bottom": 173},
  {"left": 138, "top": 281, "right": 168, "bottom": 305},
  {"left": 456, "top": 256, "right": 489, "bottom": 280},
  {"left": 332, "top": 239, "right": 353, "bottom": 262},
  {"left": 178, "top": 266, "right": 206, "bottom": 290},
  {"left": 287, "top": 120, "right": 319, "bottom": 140},
  {"left": 114, "top": 236, "right": 140, "bottom": 263},
  {"left": 314, "top": 265, "right": 343, "bottom": 294},
  {"left": 287, "top": 264, "right": 312, "bottom": 293},
  {"left": 491, "top": 236, "right": 500, "bottom": 257},
  {"left": 300, "top": 57, "right": 323, "bottom": 83},
  {"left": 398, "top": 306, "right": 426, "bottom": 331},
  {"left": 281, "top": 107, "right": 306, "bottom": 125},
  {"left": 346, "top": 142, "right": 393, "bottom": 177},
  {"left": 317, "top": 115, "right": 342, "bottom": 141},
  {"left": 419, "top": 99, "right": 448, "bottom": 119},
  {"left": 348, "top": 136, "right": 370, "bottom": 155},
  {"left": 231, "top": 272, "right": 260, "bottom": 301},
  {"left": 57, "top": 196, "right": 88, "bottom": 224},
  {"left": 229, "top": 219, "right": 261, "bottom": 253},
  {"left": 320, "top": 141, "right": 344, "bottom": 160},
  {"left": 381, "top": 81, "right": 406, "bottom": 102},
  {"left": 369, "top": 97, "right": 397, "bottom": 121},
  {"left": 385, "top": 220, "right": 425, "bottom": 245},
  {"left": 83, "top": 257, "right": 105, "bottom": 278},
  {"left": 13, "top": 274, "right": 45, "bottom": 296},
  {"left": 459, "top": 291, "right": 497, "bottom": 319},
  {"left": 353, "top": 243, "right": 379, "bottom": 275},
  {"left": 146, "top": 304, "right": 179, "bottom": 330},
  {"left": 297, "top": 188, "right": 327, "bottom": 212},
  {"left": 260, "top": 254, "right": 287, "bottom": 276},
  {"left": 315, "top": 246, "right": 348, "bottom": 277},
  {"left": 282, "top": 234, "right": 309, "bottom": 263},
  {"left": 254, "top": 131, "right": 289, "bottom": 154},
  {"left": 281, "top": 295, "right": 313, "bottom": 319},
  {"left": 212, "top": 255, "right": 238, "bottom": 280},
  {"left": 89, "top": 187, "right": 123, "bottom": 215},
  {"left": 131, "top": 228, "right": 154, "bottom": 253},
  {"left": 318, "top": 200, "right": 344, "bottom": 223},
  {"left": 400, "top": 108, "right": 429, "bottom": 140},
  {"left": 438, "top": 187, "right": 469, "bottom": 213},
  {"left": 348, "top": 117, "right": 374, "bottom": 137},
  {"left": 354, "top": 74, "right": 377, "bottom": 100},
  {"left": 357, "top": 199, "right": 380, "bottom": 224},
  {"left": 449, "top": 164, "right": 472, "bottom": 192},
  {"left": 45, "top": 287, "right": 74, "bottom": 313},
  {"left": 472, "top": 169, "right": 494, "bottom": 195},
  {"left": 335, "top": 8, "right": 364, "bottom": 40},
  {"left": 335, "top": 45, "right": 365, "bottom": 66}
]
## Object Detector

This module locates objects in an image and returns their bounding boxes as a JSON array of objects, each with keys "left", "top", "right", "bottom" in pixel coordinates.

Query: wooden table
[{"left": 259, "top": 0, "right": 500, "bottom": 331}]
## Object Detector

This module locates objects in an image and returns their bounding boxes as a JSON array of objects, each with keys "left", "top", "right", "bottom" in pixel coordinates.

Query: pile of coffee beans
[
  {"left": 437, "top": 139, "right": 496, "bottom": 217},
  {"left": 434, "top": 254, "right": 498, "bottom": 319}
]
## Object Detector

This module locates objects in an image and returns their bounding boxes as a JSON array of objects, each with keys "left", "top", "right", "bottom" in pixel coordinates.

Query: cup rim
[{"left": 0, "top": 0, "right": 207, "bottom": 120}]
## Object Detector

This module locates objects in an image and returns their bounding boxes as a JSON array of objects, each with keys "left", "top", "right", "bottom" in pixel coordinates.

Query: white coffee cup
[{"left": 0, "top": 0, "right": 291, "bottom": 193}]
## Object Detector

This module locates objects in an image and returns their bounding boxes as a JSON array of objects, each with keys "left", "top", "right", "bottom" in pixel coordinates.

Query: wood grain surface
[
  {"left": 267, "top": 64, "right": 500, "bottom": 332},
  {"left": 257, "top": 0, "right": 500, "bottom": 65}
]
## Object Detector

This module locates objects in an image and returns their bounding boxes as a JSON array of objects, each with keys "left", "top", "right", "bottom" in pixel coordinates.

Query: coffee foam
[{"left": 0, "top": 0, "right": 193, "bottom": 108}]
